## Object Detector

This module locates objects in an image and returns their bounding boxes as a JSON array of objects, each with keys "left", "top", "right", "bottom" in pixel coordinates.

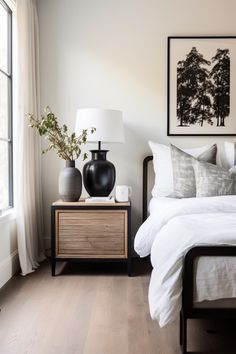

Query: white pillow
[
  {"left": 224, "top": 142, "right": 236, "bottom": 168},
  {"left": 149, "top": 141, "right": 216, "bottom": 197}
]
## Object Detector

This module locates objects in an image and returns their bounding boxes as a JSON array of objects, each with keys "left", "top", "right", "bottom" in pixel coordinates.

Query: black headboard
[{"left": 142, "top": 156, "right": 153, "bottom": 222}]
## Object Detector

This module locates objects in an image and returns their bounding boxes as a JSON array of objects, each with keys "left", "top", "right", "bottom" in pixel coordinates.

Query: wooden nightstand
[{"left": 51, "top": 200, "right": 132, "bottom": 276}]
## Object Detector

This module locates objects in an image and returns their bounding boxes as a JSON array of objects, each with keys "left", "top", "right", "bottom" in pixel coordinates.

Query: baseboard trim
[{"left": 0, "top": 250, "right": 19, "bottom": 288}]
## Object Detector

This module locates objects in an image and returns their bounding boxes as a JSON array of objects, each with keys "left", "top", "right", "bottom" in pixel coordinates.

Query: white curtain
[{"left": 16, "top": 0, "right": 45, "bottom": 275}]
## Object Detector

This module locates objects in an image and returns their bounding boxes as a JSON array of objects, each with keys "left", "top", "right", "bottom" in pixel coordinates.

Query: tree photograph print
[{"left": 168, "top": 37, "right": 236, "bottom": 136}]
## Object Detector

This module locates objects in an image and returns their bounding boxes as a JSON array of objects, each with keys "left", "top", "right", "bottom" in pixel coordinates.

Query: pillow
[
  {"left": 149, "top": 141, "right": 217, "bottom": 197},
  {"left": 170, "top": 144, "right": 217, "bottom": 198},
  {"left": 224, "top": 142, "right": 236, "bottom": 168},
  {"left": 193, "top": 160, "right": 236, "bottom": 197}
]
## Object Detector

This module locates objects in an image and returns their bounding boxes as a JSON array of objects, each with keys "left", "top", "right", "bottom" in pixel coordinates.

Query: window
[{"left": 0, "top": 0, "right": 13, "bottom": 210}]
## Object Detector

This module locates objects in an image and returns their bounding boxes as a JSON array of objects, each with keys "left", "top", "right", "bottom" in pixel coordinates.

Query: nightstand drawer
[{"left": 55, "top": 210, "right": 128, "bottom": 258}]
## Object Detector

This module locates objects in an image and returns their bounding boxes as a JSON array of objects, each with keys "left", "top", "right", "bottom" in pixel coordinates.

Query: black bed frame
[{"left": 143, "top": 156, "right": 236, "bottom": 354}]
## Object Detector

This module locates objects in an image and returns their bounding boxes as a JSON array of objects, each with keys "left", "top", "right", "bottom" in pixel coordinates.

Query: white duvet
[{"left": 134, "top": 196, "right": 236, "bottom": 327}]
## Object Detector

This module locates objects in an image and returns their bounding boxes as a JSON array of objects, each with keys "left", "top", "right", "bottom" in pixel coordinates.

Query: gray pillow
[
  {"left": 193, "top": 160, "right": 236, "bottom": 197},
  {"left": 170, "top": 144, "right": 217, "bottom": 198}
]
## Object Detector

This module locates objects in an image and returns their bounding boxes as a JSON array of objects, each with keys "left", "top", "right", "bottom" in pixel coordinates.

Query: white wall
[
  {"left": 37, "top": 0, "right": 236, "bottom": 247},
  {"left": 0, "top": 215, "right": 19, "bottom": 287}
]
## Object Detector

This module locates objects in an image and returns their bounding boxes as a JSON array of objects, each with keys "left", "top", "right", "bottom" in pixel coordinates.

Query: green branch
[{"left": 28, "top": 107, "right": 95, "bottom": 161}]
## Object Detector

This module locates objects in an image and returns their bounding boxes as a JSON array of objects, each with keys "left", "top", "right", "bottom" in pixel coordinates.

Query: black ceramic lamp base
[{"left": 83, "top": 150, "right": 116, "bottom": 197}]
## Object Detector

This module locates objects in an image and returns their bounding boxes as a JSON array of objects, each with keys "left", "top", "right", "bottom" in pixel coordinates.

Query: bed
[{"left": 135, "top": 154, "right": 236, "bottom": 354}]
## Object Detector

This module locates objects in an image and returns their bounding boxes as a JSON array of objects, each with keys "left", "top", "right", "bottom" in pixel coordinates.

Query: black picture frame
[{"left": 167, "top": 36, "right": 236, "bottom": 136}]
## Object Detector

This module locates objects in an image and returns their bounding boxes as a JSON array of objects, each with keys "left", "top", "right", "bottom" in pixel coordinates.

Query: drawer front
[{"left": 55, "top": 210, "right": 128, "bottom": 258}]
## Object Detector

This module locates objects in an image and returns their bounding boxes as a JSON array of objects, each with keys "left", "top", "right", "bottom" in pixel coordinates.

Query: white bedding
[{"left": 134, "top": 196, "right": 236, "bottom": 327}]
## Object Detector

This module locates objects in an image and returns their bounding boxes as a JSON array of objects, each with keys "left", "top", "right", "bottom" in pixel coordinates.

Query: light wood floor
[{"left": 0, "top": 260, "right": 235, "bottom": 354}]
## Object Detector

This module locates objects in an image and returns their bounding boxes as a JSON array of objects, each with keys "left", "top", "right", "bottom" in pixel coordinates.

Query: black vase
[{"left": 83, "top": 150, "right": 116, "bottom": 197}]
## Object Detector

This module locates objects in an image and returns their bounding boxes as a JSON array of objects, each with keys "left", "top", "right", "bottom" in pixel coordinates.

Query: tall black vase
[{"left": 83, "top": 150, "right": 116, "bottom": 197}]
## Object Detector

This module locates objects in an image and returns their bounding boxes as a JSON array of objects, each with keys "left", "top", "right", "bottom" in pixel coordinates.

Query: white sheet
[{"left": 134, "top": 196, "right": 236, "bottom": 327}]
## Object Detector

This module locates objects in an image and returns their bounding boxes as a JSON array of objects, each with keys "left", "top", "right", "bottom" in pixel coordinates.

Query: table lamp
[{"left": 75, "top": 108, "right": 124, "bottom": 196}]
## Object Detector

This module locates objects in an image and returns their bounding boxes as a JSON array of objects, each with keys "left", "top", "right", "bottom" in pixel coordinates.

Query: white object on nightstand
[{"left": 115, "top": 185, "right": 132, "bottom": 202}]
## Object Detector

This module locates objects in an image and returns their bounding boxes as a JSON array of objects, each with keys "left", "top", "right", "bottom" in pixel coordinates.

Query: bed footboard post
[
  {"left": 179, "top": 312, "right": 182, "bottom": 345},
  {"left": 180, "top": 310, "right": 187, "bottom": 354}
]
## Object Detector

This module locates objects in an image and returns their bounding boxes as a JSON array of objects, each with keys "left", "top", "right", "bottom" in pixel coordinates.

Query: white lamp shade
[{"left": 75, "top": 108, "right": 124, "bottom": 143}]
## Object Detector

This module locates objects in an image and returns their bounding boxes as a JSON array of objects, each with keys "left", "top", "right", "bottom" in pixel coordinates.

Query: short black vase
[{"left": 83, "top": 150, "right": 116, "bottom": 197}]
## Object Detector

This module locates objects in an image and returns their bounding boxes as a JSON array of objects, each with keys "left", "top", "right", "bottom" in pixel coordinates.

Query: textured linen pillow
[
  {"left": 149, "top": 141, "right": 218, "bottom": 197},
  {"left": 193, "top": 160, "right": 236, "bottom": 197},
  {"left": 224, "top": 142, "right": 236, "bottom": 168},
  {"left": 170, "top": 144, "right": 217, "bottom": 198}
]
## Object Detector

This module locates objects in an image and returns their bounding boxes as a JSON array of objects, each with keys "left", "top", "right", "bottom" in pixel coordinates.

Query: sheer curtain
[{"left": 16, "top": 0, "right": 45, "bottom": 275}]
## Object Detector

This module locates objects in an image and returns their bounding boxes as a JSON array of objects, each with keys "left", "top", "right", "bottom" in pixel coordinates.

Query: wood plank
[{"left": 0, "top": 260, "right": 236, "bottom": 353}]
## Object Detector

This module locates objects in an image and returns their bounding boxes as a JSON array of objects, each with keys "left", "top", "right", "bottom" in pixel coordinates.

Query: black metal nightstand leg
[
  {"left": 51, "top": 259, "right": 56, "bottom": 276},
  {"left": 127, "top": 257, "right": 132, "bottom": 276}
]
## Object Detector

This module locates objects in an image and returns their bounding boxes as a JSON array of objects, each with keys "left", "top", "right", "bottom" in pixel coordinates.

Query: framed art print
[{"left": 167, "top": 36, "right": 236, "bottom": 136}]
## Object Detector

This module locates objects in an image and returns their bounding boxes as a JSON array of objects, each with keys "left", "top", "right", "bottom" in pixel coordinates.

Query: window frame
[{"left": 0, "top": 0, "right": 13, "bottom": 209}]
